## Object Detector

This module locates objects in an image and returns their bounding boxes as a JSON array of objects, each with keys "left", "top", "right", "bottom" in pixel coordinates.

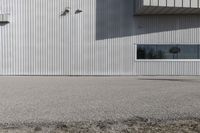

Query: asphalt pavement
[{"left": 0, "top": 76, "right": 200, "bottom": 125}]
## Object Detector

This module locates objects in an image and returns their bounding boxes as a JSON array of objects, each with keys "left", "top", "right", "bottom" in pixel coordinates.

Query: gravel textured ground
[
  {"left": 0, "top": 76, "right": 200, "bottom": 132},
  {"left": 1, "top": 117, "right": 200, "bottom": 133}
]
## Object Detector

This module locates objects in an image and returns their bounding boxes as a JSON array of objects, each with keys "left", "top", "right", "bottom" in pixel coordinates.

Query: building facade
[{"left": 0, "top": 0, "right": 200, "bottom": 75}]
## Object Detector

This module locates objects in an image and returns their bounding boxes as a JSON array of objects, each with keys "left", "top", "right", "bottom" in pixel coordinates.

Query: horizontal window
[{"left": 137, "top": 44, "right": 200, "bottom": 60}]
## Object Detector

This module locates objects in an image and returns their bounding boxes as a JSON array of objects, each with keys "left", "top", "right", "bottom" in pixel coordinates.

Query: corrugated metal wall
[{"left": 0, "top": 0, "right": 200, "bottom": 75}]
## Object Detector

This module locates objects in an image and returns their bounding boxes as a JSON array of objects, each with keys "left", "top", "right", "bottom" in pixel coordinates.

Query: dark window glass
[
  {"left": 156, "top": 45, "right": 176, "bottom": 59},
  {"left": 137, "top": 45, "right": 200, "bottom": 60},
  {"left": 178, "top": 45, "right": 198, "bottom": 59}
]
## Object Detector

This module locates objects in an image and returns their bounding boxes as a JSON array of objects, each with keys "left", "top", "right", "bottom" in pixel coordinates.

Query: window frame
[{"left": 135, "top": 44, "right": 200, "bottom": 62}]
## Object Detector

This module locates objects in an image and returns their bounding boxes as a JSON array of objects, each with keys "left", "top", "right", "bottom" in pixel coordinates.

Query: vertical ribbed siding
[
  {"left": 0, "top": 0, "right": 200, "bottom": 75},
  {"left": 135, "top": 61, "right": 200, "bottom": 76}
]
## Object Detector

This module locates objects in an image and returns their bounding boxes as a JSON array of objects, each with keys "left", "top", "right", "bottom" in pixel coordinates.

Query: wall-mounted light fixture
[
  {"left": 61, "top": 8, "right": 83, "bottom": 16},
  {"left": 0, "top": 14, "right": 10, "bottom": 23},
  {"left": 75, "top": 9, "right": 83, "bottom": 14},
  {"left": 61, "top": 7, "right": 70, "bottom": 16}
]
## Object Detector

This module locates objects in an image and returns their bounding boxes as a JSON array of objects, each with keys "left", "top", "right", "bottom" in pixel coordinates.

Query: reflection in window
[{"left": 137, "top": 45, "right": 199, "bottom": 59}]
